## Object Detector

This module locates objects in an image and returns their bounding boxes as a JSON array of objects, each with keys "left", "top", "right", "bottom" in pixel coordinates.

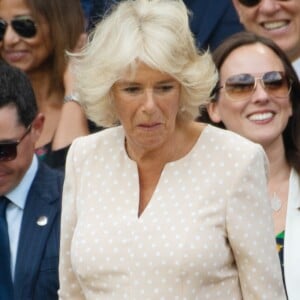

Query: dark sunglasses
[
  {"left": 0, "top": 125, "right": 32, "bottom": 162},
  {"left": 238, "top": 0, "right": 261, "bottom": 6},
  {"left": 221, "top": 71, "right": 292, "bottom": 101},
  {"left": 238, "top": 0, "right": 288, "bottom": 7},
  {"left": 0, "top": 17, "right": 37, "bottom": 41}
]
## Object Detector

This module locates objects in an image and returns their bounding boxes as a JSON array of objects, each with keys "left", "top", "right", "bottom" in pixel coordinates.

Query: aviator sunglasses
[
  {"left": 0, "top": 16, "right": 37, "bottom": 41},
  {"left": 220, "top": 71, "right": 292, "bottom": 101},
  {"left": 0, "top": 124, "right": 32, "bottom": 161},
  {"left": 238, "top": 0, "right": 287, "bottom": 7}
]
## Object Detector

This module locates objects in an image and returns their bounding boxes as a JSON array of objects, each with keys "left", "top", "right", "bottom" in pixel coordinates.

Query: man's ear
[
  {"left": 207, "top": 102, "right": 222, "bottom": 123},
  {"left": 31, "top": 113, "right": 45, "bottom": 143}
]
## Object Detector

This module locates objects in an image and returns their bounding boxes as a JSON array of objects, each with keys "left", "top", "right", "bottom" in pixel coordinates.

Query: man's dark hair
[{"left": 0, "top": 62, "right": 37, "bottom": 127}]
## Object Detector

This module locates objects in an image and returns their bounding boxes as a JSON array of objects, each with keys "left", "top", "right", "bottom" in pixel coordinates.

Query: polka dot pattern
[{"left": 59, "top": 125, "right": 286, "bottom": 299}]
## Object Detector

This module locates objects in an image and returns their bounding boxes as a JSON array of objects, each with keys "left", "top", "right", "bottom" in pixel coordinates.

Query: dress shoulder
[
  {"left": 203, "top": 125, "right": 265, "bottom": 155},
  {"left": 66, "top": 126, "right": 125, "bottom": 166}
]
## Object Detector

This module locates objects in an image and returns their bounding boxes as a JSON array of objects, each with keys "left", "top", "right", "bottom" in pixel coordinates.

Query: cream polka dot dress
[{"left": 59, "top": 125, "right": 286, "bottom": 299}]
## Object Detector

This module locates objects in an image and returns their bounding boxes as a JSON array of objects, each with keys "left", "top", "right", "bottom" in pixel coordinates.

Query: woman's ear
[{"left": 207, "top": 102, "right": 222, "bottom": 123}]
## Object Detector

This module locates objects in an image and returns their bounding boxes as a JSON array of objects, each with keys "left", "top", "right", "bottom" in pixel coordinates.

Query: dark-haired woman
[{"left": 200, "top": 31, "right": 300, "bottom": 299}]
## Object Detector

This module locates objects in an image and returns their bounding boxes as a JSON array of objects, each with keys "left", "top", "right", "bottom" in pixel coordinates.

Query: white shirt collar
[{"left": 6, "top": 155, "right": 39, "bottom": 210}]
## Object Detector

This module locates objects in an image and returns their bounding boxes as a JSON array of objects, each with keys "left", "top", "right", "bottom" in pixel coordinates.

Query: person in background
[
  {"left": 200, "top": 31, "right": 300, "bottom": 299},
  {"left": 58, "top": 1, "right": 286, "bottom": 299},
  {"left": 0, "top": 0, "right": 88, "bottom": 170},
  {"left": 0, "top": 62, "right": 63, "bottom": 299},
  {"left": 85, "top": 0, "right": 244, "bottom": 50},
  {"left": 185, "top": 0, "right": 244, "bottom": 50},
  {"left": 232, "top": 0, "right": 300, "bottom": 77}
]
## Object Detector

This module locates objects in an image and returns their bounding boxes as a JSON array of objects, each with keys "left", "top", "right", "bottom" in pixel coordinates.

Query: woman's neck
[
  {"left": 126, "top": 120, "right": 202, "bottom": 168},
  {"left": 264, "top": 138, "right": 290, "bottom": 183},
  {"left": 27, "top": 66, "right": 64, "bottom": 111},
  {"left": 264, "top": 138, "right": 291, "bottom": 234},
  {"left": 27, "top": 67, "right": 64, "bottom": 148}
]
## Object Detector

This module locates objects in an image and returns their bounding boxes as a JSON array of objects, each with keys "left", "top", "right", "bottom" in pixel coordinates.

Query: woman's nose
[
  {"left": 251, "top": 80, "right": 269, "bottom": 103},
  {"left": 2, "top": 24, "right": 20, "bottom": 45},
  {"left": 142, "top": 89, "right": 156, "bottom": 113},
  {"left": 258, "top": 0, "right": 281, "bottom": 14}
]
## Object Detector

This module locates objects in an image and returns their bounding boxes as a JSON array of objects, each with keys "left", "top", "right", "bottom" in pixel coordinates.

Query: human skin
[
  {"left": 0, "top": 106, "right": 43, "bottom": 195},
  {"left": 112, "top": 62, "right": 182, "bottom": 158},
  {"left": 0, "top": 0, "right": 53, "bottom": 74},
  {"left": 208, "top": 43, "right": 292, "bottom": 148},
  {"left": 232, "top": 0, "right": 300, "bottom": 61}
]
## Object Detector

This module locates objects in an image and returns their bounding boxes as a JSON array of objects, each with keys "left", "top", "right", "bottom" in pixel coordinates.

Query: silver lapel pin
[{"left": 37, "top": 216, "right": 48, "bottom": 226}]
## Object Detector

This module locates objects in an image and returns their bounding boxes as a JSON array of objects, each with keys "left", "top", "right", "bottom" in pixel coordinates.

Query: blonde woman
[{"left": 59, "top": 1, "right": 286, "bottom": 299}]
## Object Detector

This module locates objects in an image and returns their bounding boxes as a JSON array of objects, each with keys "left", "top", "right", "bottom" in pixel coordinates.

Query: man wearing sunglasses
[
  {"left": 232, "top": 0, "right": 300, "bottom": 77},
  {"left": 0, "top": 62, "right": 63, "bottom": 299}
]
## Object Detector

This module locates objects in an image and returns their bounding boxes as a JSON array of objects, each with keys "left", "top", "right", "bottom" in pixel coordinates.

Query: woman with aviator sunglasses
[
  {"left": 0, "top": 0, "right": 89, "bottom": 170},
  {"left": 199, "top": 31, "right": 300, "bottom": 299}
]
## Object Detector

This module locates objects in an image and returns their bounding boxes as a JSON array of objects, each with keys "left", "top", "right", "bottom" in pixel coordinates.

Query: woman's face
[
  {"left": 0, "top": 0, "right": 53, "bottom": 74},
  {"left": 233, "top": 0, "right": 300, "bottom": 61},
  {"left": 208, "top": 43, "right": 292, "bottom": 148},
  {"left": 112, "top": 62, "right": 181, "bottom": 154}
]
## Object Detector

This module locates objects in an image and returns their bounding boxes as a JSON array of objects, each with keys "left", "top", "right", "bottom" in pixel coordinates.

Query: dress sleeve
[
  {"left": 58, "top": 140, "right": 85, "bottom": 300},
  {"left": 226, "top": 145, "right": 287, "bottom": 300}
]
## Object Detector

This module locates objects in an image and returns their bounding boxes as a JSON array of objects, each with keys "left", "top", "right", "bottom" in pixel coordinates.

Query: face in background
[
  {"left": 0, "top": 0, "right": 53, "bottom": 74},
  {"left": 112, "top": 62, "right": 181, "bottom": 155},
  {"left": 208, "top": 43, "right": 292, "bottom": 149},
  {"left": 232, "top": 0, "right": 300, "bottom": 61},
  {"left": 0, "top": 105, "right": 43, "bottom": 195}
]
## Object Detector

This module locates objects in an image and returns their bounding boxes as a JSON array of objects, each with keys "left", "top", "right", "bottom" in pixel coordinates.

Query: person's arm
[
  {"left": 226, "top": 146, "right": 287, "bottom": 299},
  {"left": 52, "top": 33, "right": 89, "bottom": 151},
  {"left": 58, "top": 141, "right": 85, "bottom": 299},
  {"left": 52, "top": 100, "right": 89, "bottom": 150}
]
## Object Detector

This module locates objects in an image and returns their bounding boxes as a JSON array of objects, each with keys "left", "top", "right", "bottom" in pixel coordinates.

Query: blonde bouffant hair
[{"left": 74, "top": 0, "right": 218, "bottom": 127}]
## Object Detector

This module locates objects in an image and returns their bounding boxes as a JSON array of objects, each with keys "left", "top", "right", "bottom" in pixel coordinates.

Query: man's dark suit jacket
[
  {"left": 13, "top": 161, "right": 64, "bottom": 300},
  {"left": 184, "top": 0, "right": 244, "bottom": 51},
  {"left": 87, "top": 0, "right": 244, "bottom": 50}
]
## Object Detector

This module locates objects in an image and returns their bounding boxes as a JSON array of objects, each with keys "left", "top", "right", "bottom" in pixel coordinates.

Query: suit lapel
[{"left": 13, "top": 163, "right": 61, "bottom": 298}]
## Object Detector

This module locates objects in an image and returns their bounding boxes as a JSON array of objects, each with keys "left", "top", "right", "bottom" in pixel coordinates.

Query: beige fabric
[{"left": 59, "top": 125, "right": 286, "bottom": 300}]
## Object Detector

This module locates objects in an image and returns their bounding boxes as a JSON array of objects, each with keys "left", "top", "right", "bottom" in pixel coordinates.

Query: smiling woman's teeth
[
  {"left": 263, "top": 21, "right": 287, "bottom": 30},
  {"left": 249, "top": 112, "right": 273, "bottom": 121}
]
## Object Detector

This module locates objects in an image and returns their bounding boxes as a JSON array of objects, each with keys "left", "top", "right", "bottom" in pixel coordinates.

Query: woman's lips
[
  {"left": 3, "top": 51, "right": 28, "bottom": 63},
  {"left": 138, "top": 122, "right": 162, "bottom": 129}
]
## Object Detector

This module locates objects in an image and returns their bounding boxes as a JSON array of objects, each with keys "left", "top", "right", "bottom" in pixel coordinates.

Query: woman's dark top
[{"left": 36, "top": 120, "right": 103, "bottom": 171}]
